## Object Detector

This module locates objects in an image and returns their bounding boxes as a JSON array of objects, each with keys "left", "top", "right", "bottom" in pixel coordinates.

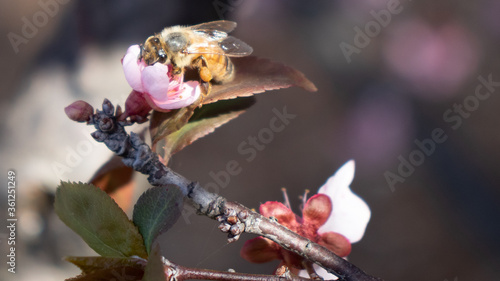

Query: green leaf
[
  {"left": 153, "top": 97, "right": 255, "bottom": 164},
  {"left": 132, "top": 186, "right": 183, "bottom": 253},
  {"left": 55, "top": 181, "right": 148, "bottom": 258},
  {"left": 142, "top": 246, "right": 167, "bottom": 281}
]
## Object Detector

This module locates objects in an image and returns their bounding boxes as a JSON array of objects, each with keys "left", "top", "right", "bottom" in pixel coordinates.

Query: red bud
[
  {"left": 65, "top": 100, "right": 94, "bottom": 122},
  {"left": 118, "top": 90, "right": 152, "bottom": 122}
]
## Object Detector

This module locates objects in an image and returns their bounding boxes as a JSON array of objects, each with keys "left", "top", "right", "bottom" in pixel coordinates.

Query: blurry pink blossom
[
  {"left": 122, "top": 45, "right": 201, "bottom": 111},
  {"left": 384, "top": 20, "right": 478, "bottom": 100}
]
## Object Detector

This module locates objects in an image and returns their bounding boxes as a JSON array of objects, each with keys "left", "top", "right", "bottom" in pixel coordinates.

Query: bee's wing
[
  {"left": 192, "top": 30, "right": 228, "bottom": 42},
  {"left": 190, "top": 21, "right": 240, "bottom": 43},
  {"left": 184, "top": 37, "right": 253, "bottom": 57},
  {"left": 189, "top": 20, "right": 237, "bottom": 33},
  {"left": 184, "top": 40, "right": 227, "bottom": 55},
  {"left": 219, "top": 36, "right": 253, "bottom": 57},
  {"left": 185, "top": 21, "right": 252, "bottom": 57}
]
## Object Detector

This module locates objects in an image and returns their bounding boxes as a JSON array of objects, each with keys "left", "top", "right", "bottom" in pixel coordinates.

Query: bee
[{"left": 140, "top": 20, "right": 253, "bottom": 85}]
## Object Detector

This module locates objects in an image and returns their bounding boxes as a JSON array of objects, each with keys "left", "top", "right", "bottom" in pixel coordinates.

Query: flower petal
[
  {"left": 259, "top": 201, "right": 297, "bottom": 229},
  {"left": 122, "top": 45, "right": 146, "bottom": 92},
  {"left": 318, "top": 232, "right": 351, "bottom": 257},
  {"left": 298, "top": 264, "right": 339, "bottom": 280},
  {"left": 240, "top": 237, "right": 280, "bottom": 263},
  {"left": 141, "top": 63, "right": 171, "bottom": 102},
  {"left": 157, "top": 81, "right": 202, "bottom": 110},
  {"left": 281, "top": 250, "right": 306, "bottom": 269},
  {"left": 317, "top": 160, "right": 371, "bottom": 243},
  {"left": 302, "top": 194, "right": 332, "bottom": 229}
]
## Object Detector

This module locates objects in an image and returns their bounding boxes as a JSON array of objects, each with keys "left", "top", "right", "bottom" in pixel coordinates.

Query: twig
[
  {"left": 88, "top": 100, "right": 383, "bottom": 281},
  {"left": 162, "top": 257, "right": 310, "bottom": 281}
]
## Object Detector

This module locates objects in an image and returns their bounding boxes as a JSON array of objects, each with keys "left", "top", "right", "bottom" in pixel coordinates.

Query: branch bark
[
  {"left": 162, "top": 258, "right": 310, "bottom": 281},
  {"left": 88, "top": 100, "right": 383, "bottom": 281}
]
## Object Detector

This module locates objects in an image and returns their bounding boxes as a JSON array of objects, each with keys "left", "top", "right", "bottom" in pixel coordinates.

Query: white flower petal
[
  {"left": 317, "top": 160, "right": 371, "bottom": 243},
  {"left": 298, "top": 264, "right": 339, "bottom": 280}
]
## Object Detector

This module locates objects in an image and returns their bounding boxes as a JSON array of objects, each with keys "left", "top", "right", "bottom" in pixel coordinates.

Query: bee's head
[{"left": 141, "top": 35, "right": 168, "bottom": 65}]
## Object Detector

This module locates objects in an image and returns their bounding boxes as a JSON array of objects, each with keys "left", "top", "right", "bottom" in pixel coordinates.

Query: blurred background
[{"left": 1, "top": 0, "right": 499, "bottom": 280}]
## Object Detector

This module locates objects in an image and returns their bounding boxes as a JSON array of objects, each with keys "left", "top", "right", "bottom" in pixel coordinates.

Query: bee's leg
[
  {"left": 192, "top": 80, "right": 211, "bottom": 107},
  {"left": 199, "top": 67, "right": 212, "bottom": 83},
  {"left": 172, "top": 63, "right": 183, "bottom": 76},
  {"left": 192, "top": 56, "right": 213, "bottom": 97},
  {"left": 193, "top": 56, "right": 212, "bottom": 83},
  {"left": 200, "top": 81, "right": 212, "bottom": 98}
]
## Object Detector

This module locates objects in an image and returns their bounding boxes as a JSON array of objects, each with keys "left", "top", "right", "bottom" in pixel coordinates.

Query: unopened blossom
[
  {"left": 240, "top": 160, "right": 371, "bottom": 280},
  {"left": 64, "top": 100, "right": 94, "bottom": 122},
  {"left": 116, "top": 90, "right": 152, "bottom": 123},
  {"left": 121, "top": 45, "right": 201, "bottom": 111}
]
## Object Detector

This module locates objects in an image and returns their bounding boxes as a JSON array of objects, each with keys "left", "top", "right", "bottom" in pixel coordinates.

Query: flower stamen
[
  {"left": 298, "top": 189, "right": 310, "bottom": 212},
  {"left": 281, "top": 187, "right": 291, "bottom": 209}
]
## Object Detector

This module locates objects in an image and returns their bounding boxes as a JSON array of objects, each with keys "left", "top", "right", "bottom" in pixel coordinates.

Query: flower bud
[
  {"left": 65, "top": 100, "right": 94, "bottom": 122},
  {"left": 118, "top": 90, "right": 152, "bottom": 122}
]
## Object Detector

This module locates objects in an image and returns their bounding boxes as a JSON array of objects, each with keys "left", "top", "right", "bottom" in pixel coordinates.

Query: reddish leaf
[
  {"left": 148, "top": 55, "right": 315, "bottom": 161},
  {"left": 89, "top": 155, "right": 135, "bottom": 211},
  {"left": 142, "top": 246, "right": 167, "bottom": 281},
  {"left": 156, "top": 98, "right": 254, "bottom": 164},
  {"left": 65, "top": 256, "right": 145, "bottom": 275},
  {"left": 202, "top": 56, "right": 317, "bottom": 105},
  {"left": 90, "top": 156, "right": 134, "bottom": 194},
  {"left": 149, "top": 104, "right": 198, "bottom": 151},
  {"left": 66, "top": 265, "right": 144, "bottom": 281},
  {"left": 160, "top": 109, "right": 245, "bottom": 165}
]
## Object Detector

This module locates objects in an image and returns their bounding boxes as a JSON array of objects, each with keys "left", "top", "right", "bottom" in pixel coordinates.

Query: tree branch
[
  {"left": 88, "top": 100, "right": 383, "bottom": 281},
  {"left": 162, "top": 258, "right": 311, "bottom": 281}
]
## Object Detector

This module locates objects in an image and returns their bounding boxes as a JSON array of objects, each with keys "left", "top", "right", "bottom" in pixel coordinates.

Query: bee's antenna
[{"left": 138, "top": 43, "right": 144, "bottom": 60}]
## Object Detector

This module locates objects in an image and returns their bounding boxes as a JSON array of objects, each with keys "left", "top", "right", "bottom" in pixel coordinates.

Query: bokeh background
[{"left": 1, "top": 0, "right": 499, "bottom": 280}]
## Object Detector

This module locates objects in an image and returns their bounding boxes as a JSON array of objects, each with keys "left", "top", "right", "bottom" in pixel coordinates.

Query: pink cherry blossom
[
  {"left": 121, "top": 45, "right": 201, "bottom": 111},
  {"left": 383, "top": 20, "right": 478, "bottom": 100},
  {"left": 240, "top": 194, "right": 351, "bottom": 270},
  {"left": 240, "top": 160, "right": 371, "bottom": 279},
  {"left": 299, "top": 160, "right": 371, "bottom": 279}
]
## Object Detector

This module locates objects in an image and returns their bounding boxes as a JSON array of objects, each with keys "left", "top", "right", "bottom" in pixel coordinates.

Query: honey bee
[{"left": 140, "top": 20, "right": 253, "bottom": 85}]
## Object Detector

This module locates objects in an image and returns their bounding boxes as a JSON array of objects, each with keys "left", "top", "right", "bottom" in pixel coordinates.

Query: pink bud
[
  {"left": 65, "top": 100, "right": 94, "bottom": 122},
  {"left": 118, "top": 90, "right": 152, "bottom": 122}
]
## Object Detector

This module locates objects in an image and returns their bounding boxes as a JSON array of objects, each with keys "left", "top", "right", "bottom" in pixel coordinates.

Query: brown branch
[
  {"left": 87, "top": 100, "right": 383, "bottom": 281},
  {"left": 162, "top": 258, "right": 310, "bottom": 281},
  {"left": 223, "top": 202, "right": 381, "bottom": 281}
]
